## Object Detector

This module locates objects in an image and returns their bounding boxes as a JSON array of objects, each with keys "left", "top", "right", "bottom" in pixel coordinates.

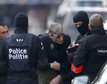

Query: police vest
[{"left": 5, "top": 33, "right": 33, "bottom": 72}]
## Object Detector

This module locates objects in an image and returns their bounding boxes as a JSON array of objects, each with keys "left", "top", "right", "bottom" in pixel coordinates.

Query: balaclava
[
  {"left": 73, "top": 11, "right": 90, "bottom": 35},
  {"left": 14, "top": 13, "right": 28, "bottom": 33}
]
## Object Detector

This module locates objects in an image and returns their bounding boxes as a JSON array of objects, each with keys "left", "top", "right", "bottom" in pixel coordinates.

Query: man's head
[
  {"left": 89, "top": 14, "right": 103, "bottom": 30},
  {"left": 48, "top": 23, "right": 64, "bottom": 44},
  {"left": 14, "top": 13, "right": 28, "bottom": 33},
  {"left": 73, "top": 11, "right": 90, "bottom": 35},
  {"left": 0, "top": 22, "right": 8, "bottom": 41}
]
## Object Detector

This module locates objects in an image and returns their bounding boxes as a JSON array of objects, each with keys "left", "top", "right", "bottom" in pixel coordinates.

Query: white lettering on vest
[{"left": 9, "top": 48, "right": 28, "bottom": 59}]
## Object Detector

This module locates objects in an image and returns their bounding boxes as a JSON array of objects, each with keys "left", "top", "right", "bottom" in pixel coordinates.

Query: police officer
[
  {"left": 0, "top": 13, "right": 41, "bottom": 84},
  {"left": 37, "top": 23, "right": 71, "bottom": 84},
  {"left": 67, "top": 11, "right": 90, "bottom": 62},
  {"left": 65, "top": 14, "right": 107, "bottom": 82},
  {"left": 0, "top": 22, "right": 8, "bottom": 84}
]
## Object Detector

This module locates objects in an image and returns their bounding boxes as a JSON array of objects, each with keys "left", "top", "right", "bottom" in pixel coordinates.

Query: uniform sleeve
[
  {"left": 59, "top": 35, "right": 71, "bottom": 77},
  {"left": 29, "top": 35, "right": 47, "bottom": 69},
  {"left": 71, "top": 38, "right": 89, "bottom": 74},
  {"left": 64, "top": 39, "right": 89, "bottom": 82},
  {"left": 0, "top": 39, "right": 7, "bottom": 68},
  {"left": 74, "top": 35, "right": 84, "bottom": 44},
  {"left": 59, "top": 54, "right": 71, "bottom": 78},
  {"left": 37, "top": 36, "right": 50, "bottom": 70}
]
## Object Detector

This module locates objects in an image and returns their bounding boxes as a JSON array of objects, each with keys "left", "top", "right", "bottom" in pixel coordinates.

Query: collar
[
  {"left": 91, "top": 27, "right": 106, "bottom": 35},
  {"left": 14, "top": 29, "right": 27, "bottom": 34}
]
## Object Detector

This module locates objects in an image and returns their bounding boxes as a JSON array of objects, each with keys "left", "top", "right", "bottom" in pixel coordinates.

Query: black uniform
[
  {"left": 69, "top": 27, "right": 107, "bottom": 81},
  {"left": 0, "top": 69, "right": 7, "bottom": 84},
  {"left": 0, "top": 42, "right": 7, "bottom": 84},
  {"left": 0, "top": 13, "right": 41, "bottom": 84},
  {"left": 37, "top": 34, "right": 71, "bottom": 84},
  {"left": 68, "top": 11, "right": 90, "bottom": 64}
]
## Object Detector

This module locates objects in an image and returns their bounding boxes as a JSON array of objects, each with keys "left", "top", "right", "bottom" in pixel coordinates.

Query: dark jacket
[
  {"left": 0, "top": 42, "right": 7, "bottom": 75},
  {"left": 0, "top": 13, "right": 42, "bottom": 74},
  {"left": 0, "top": 33, "right": 42, "bottom": 73},
  {"left": 38, "top": 34, "right": 71, "bottom": 77},
  {"left": 74, "top": 34, "right": 86, "bottom": 44},
  {"left": 71, "top": 27, "right": 107, "bottom": 81}
]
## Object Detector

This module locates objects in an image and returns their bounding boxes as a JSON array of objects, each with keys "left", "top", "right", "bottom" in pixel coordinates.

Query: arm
[
  {"left": 50, "top": 75, "right": 62, "bottom": 84},
  {"left": 50, "top": 61, "right": 60, "bottom": 71},
  {"left": 38, "top": 43, "right": 60, "bottom": 70},
  {"left": 67, "top": 44, "right": 79, "bottom": 59},
  {"left": 52, "top": 35, "right": 71, "bottom": 82},
  {"left": 64, "top": 39, "right": 89, "bottom": 81},
  {"left": 72, "top": 40, "right": 88, "bottom": 72},
  {"left": 0, "top": 39, "right": 7, "bottom": 69},
  {"left": 37, "top": 35, "right": 52, "bottom": 70},
  {"left": 50, "top": 50, "right": 71, "bottom": 84}
]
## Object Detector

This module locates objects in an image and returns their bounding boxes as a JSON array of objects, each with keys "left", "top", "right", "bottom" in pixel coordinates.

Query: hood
[
  {"left": 73, "top": 11, "right": 90, "bottom": 35},
  {"left": 14, "top": 13, "right": 28, "bottom": 33}
]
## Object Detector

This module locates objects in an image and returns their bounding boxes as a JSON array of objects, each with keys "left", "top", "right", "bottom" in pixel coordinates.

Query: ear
[
  {"left": 103, "top": 24, "right": 104, "bottom": 27},
  {"left": 88, "top": 24, "right": 91, "bottom": 30},
  {"left": 49, "top": 34, "right": 52, "bottom": 38}
]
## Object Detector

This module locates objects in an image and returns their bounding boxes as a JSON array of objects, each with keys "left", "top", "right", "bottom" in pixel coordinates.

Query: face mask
[
  {"left": 77, "top": 22, "right": 89, "bottom": 35},
  {"left": 73, "top": 11, "right": 90, "bottom": 35}
]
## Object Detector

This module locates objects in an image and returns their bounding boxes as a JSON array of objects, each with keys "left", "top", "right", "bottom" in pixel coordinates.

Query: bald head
[{"left": 89, "top": 14, "right": 103, "bottom": 29}]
